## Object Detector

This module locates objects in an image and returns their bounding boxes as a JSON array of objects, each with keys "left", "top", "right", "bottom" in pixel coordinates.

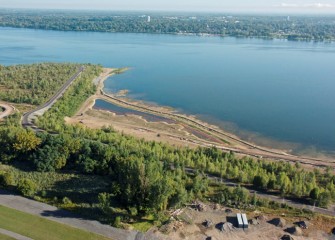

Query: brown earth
[{"left": 154, "top": 203, "right": 334, "bottom": 240}]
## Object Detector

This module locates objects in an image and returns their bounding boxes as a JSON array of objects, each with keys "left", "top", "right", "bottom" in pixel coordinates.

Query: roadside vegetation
[
  {"left": 0, "top": 10, "right": 334, "bottom": 41},
  {"left": 0, "top": 205, "right": 110, "bottom": 240},
  {"left": 0, "top": 63, "right": 84, "bottom": 105},
  {"left": 0, "top": 63, "right": 334, "bottom": 231}
]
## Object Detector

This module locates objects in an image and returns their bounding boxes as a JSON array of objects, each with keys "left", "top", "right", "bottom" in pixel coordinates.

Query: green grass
[
  {"left": 0, "top": 205, "right": 111, "bottom": 240},
  {"left": 131, "top": 215, "right": 155, "bottom": 232},
  {"left": 0, "top": 233, "right": 15, "bottom": 240},
  {"left": 131, "top": 221, "right": 153, "bottom": 232}
]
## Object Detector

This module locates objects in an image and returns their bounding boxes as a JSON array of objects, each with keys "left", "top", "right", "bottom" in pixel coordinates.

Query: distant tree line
[{"left": 0, "top": 10, "right": 334, "bottom": 41}]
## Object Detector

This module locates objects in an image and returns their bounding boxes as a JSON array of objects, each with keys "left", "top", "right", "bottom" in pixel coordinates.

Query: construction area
[{"left": 149, "top": 202, "right": 334, "bottom": 240}]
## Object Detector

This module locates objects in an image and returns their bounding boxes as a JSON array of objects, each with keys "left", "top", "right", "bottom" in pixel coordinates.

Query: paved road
[
  {"left": 22, "top": 66, "right": 85, "bottom": 128},
  {"left": 0, "top": 103, "right": 14, "bottom": 120},
  {"left": 0, "top": 190, "right": 139, "bottom": 240},
  {"left": 183, "top": 167, "right": 335, "bottom": 217},
  {"left": 0, "top": 228, "right": 33, "bottom": 240}
]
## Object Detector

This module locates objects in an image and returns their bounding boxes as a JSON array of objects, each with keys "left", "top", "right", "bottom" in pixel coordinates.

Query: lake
[{"left": 1, "top": 27, "right": 335, "bottom": 155}]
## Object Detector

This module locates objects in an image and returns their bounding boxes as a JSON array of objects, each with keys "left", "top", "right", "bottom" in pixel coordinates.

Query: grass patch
[
  {"left": 131, "top": 221, "right": 153, "bottom": 232},
  {"left": 0, "top": 163, "right": 112, "bottom": 222},
  {"left": 0, "top": 233, "right": 16, "bottom": 240},
  {"left": 0, "top": 205, "right": 111, "bottom": 240}
]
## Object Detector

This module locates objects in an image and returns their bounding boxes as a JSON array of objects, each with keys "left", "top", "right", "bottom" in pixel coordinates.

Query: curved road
[{"left": 22, "top": 66, "right": 85, "bottom": 128}]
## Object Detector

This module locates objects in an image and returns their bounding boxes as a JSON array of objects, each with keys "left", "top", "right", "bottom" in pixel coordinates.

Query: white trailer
[
  {"left": 237, "top": 213, "right": 243, "bottom": 228},
  {"left": 242, "top": 213, "right": 249, "bottom": 229}
]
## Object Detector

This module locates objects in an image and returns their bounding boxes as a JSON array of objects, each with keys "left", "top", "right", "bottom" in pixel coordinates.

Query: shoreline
[
  {"left": 1, "top": 26, "right": 335, "bottom": 43},
  {"left": 69, "top": 68, "right": 335, "bottom": 170}
]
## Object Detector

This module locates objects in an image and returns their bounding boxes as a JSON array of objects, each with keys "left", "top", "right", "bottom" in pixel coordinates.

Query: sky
[{"left": 1, "top": 0, "right": 335, "bottom": 13}]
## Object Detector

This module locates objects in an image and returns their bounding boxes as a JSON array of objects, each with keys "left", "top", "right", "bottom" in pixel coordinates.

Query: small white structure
[
  {"left": 147, "top": 16, "right": 151, "bottom": 22},
  {"left": 242, "top": 213, "right": 249, "bottom": 229},
  {"left": 237, "top": 213, "right": 243, "bottom": 228}
]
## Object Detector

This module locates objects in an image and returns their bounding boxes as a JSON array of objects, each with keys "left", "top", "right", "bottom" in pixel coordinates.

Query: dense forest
[
  {"left": 0, "top": 10, "right": 335, "bottom": 41},
  {"left": 0, "top": 63, "right": 82, "bottom": 105},
  {"left": 1, "top": 63, "right": 335, "bottom": 228}
]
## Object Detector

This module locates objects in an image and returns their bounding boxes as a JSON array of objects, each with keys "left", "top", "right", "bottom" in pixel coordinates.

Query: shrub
[
  {"left": 18, "top": 178, "right": 37, "bottom": 197},
  {"left": 62, "top": 197, "right": 72, "bottom": 205},
  {"left": 113, "top": 216, "right": 122, "bottom": 228},
  {"left": 0, "top": 171, "right": 14, "bottom": 186}
]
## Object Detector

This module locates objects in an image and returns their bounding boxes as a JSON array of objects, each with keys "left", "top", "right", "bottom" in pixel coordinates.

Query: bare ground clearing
[{"left": 155, "top": 203, "right": 334, "bottom": 240}]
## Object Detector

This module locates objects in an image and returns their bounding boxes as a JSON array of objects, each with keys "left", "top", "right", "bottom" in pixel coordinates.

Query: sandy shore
[{"left": 66, "top": 68, "right": 335, "bottom": 171}]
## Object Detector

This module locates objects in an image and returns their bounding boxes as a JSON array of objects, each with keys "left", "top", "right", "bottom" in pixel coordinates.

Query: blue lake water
[{"left": 1, "top": 27, "right": 335, "bottom": 155}]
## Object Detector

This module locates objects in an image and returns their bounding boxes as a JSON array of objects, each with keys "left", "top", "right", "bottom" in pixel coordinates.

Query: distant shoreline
[{"left": 1, "top": 25, "right": 334, "bottom": 43}]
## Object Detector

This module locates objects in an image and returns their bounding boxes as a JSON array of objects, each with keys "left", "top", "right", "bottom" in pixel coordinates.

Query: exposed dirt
[
  {"left": 0, "top": 102, "right": 15, "bottom": 120},
  {"left": 66, "top": 108, "right": 201, "bottom": 148},
  {"left": 155, "top": 203, "right": 334, "bottom": 240}
]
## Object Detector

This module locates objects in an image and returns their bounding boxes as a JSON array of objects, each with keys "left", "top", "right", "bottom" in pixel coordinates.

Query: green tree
[
  {"left": 13, "top": 130, "right": 41, "bottom": 153},
  {"left": 253, "top": 175, "right": 268, "bottom": 189},
  {"left": 310, "top": 187, "right": 320, "bottom": 202},
  {"left": 316, "top": 191, "right": 331, "bottom": 208},
  {"left": 98, "top": 192, "right": 111, "bottom": 213}
]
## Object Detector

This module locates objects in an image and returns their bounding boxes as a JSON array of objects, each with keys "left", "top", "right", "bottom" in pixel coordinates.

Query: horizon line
[{"left": 1, "top": 7, "right": 335, "bottom": 15}]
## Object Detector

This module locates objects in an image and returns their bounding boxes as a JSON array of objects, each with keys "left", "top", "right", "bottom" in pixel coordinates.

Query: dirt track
[{"left": 0, "top": 103, "right": 14, "bottom": 120}]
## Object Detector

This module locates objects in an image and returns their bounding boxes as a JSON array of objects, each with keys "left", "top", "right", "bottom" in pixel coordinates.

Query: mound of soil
[
  {"left": 203, "top": 219, "right": 213, "bottom": 228},
  {"left": 269, "top": 218, "right": 286, "bottom": 228},
  {"left": 250, "top": 218, "right": 259, "bottom": 225},
  {"left": 285, "top": 226, "right": 303, "bottom": 236},
  {"left": 280, "top": 234, "right": 294, "bottom": 240},
  {"left": 256, "top": 215, "right": 268, "bottom": 222}
]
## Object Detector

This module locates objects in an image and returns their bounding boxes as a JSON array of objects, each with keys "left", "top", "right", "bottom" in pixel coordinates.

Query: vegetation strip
[{"left": 0, "top": 205, "right": 113, "bottom": 240}]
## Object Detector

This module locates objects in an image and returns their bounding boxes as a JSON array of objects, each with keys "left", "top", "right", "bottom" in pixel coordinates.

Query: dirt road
[{"left": 0, "top": 103, "right": 14, "bottom": 120}]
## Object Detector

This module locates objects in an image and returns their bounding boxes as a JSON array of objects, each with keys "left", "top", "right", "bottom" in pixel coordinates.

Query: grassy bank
[{"left": 0, "top": 205, "right": 110, "bottom": 240}]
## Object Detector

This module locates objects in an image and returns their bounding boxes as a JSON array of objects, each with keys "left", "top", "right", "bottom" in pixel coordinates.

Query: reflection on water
[{"left": 94, "top": 99, "right": 175, "bottom": 124}]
